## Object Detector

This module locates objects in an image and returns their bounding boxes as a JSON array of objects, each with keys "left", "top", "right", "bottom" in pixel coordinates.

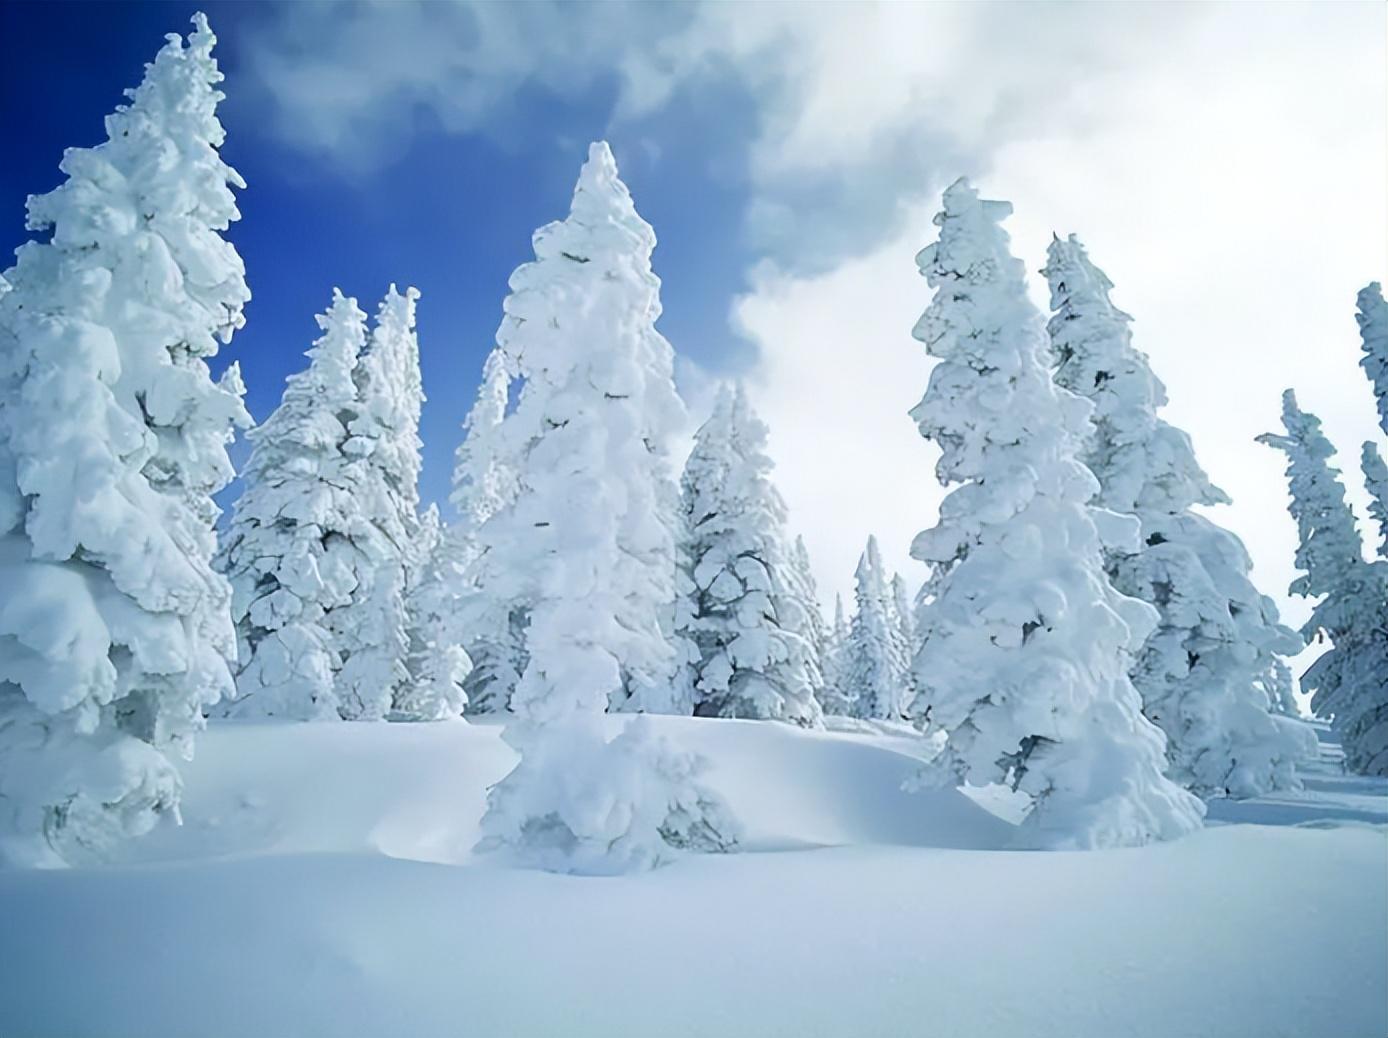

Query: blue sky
[
  {"left": 0, "top": 1, "right": 757, "bottom": 515},
  {"left": 2, "top": 1, "right": 1385, "bottom": 616}
]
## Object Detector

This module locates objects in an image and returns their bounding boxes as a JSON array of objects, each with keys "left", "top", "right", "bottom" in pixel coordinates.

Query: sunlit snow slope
[{"left": 0, "top": 717, "right": 1383, "bottom": 1038}]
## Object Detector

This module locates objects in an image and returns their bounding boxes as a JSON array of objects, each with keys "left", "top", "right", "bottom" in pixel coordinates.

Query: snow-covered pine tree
[
  {"left": 1043, "top": 234, "right": 1310, "bottom": 797},
  {"left": 819, "top": 594, "right": 856, "bottom": 716},
  {"left": 328, "top": 285, "right": 422, "bottom": 721},
  {"left": 450, "top": 347, "right": 526, "bottom": 714},
  {"left": 0, "top": 14, "right": 252, "bottom": 864},
  {"left": 1357, "top": 283, "right": 1388, "bottom": 437},
  {"left": 1360, "top": 441, "right": 1388, "bottom": 559},
  {"left": 681, "top": 385, "right": 822, "bottom": 726},
  {"left": 1259, "top": 658, "right": 1301, "bottom": 719},
  {"left": 218, "top": 289, "right": 371, "bottom": 720},
  {"left": 906, "top": 180, "right": 1204, "bottom": 848},
  {"left": 449, "top": 349, "right": 523, "bottom": 712},
  {"left": 476, "top": 142, "right": 737, "bottom": 872},
  {"left": 846, "top": 536, "right": 907, "bottom": 720},
  {"left": 1260, "top": 390, "right": 1388, "bottom": 776},
  {"left": 889, "top": 572, "right": 919, "bottom": 681},
  {"left": 397, "top": 505, "right": 469, "bottom": 721},
  {"left": 788, "top": 535, "right": 829, "bottom": 702}
]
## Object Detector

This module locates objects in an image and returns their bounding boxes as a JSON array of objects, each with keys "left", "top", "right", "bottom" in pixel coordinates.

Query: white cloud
[
  {"left": 241, "top": 0, "right": 1388, "bottom": 643},
  {"left": 734, "top": 3, "right": 1388, "bottom": 639}
]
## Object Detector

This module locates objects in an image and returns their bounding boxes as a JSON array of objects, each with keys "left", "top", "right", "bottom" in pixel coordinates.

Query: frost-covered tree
[
  {"left": 218, "top": 290, "right": 370, "bottom": 721},
  {"left": 397, "top": 506, "right": 469, "bottom": 721},
  {"left": 889, "top": 573, "right": 919, "bottom": 676},
  {"left": 787, "top": 536, "right": 828, "bottom": 699},
  {"left": 1260, "top": 390, "right": 1388, "bottom": 776},
  {"left": 1259, "top": 658, "right": 1301, "bottom": 719},
  {"left": 1360, "top": 441, "right": 1388, "bottom": 559},
  {"left": 1357, "top": 283, "right": 1388, "bottom": 437},
  {"left": 327, "top": 286, "right": 422, "bottom": 721},
  {"left": 681, "top": 385, "right": 822, "bottom": 726},
  {"left": 476, "top": 143, "right": 737, "bottom": 872},
  {"left": 906, "top": 180, "right": 1203, "bottom": 848},
  {"left": 0, "top": 14, "right": 252, "bottom": 864},
  {"left": 453, "top": 348, "right": 527, "bottom": 714},
  {"left": 1043, "top": 234, "right": 1310, "bottom": 797},
  {"left": 819, "top": 594, "right": 856, "bottom": 716},
  {"left": 845, "top": 537, "right": 907, "bottom": 720}
]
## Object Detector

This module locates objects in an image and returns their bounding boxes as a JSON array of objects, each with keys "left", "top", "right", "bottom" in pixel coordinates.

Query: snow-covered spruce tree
[
  {"left": 681, "top": 385, "right": 822, "bottom": 726},
  {"left": 845, "top": 536, "right": 908, "bottom": 720},
  {"left": 452, "top": 347, "right": 527, "bottom": 714},
  {"left": 1042, "top": 234, "right": 1310, "bottom": 797},
  {"left": 1360, "top": 441, "right": 1388, "bottom": 558},
  {"left": 787, "top": 535, "right": 829, "bottom": 701},
  {"left": 1259, "top": 658, "right": 1301, "bottom": 719},
  {"left": 1357, "top": 283, "right": 1388, "bottom": 437},
  {"left": 906, "top": 180, "right": 1203, "bottom": 848},
  {"left": 889, "top": 572, "right": 919, "bottom": 678},
  {"left": 397, "top": 505, "right": 469, "bottom": 721},
  {"left": 217, "top": 290, "right": 372, "bottom": 720},
  {"left": 327, "top": 286, "right": 422, "bottom": 721},
  {"left": 1260, "top": 391, "right": 1388, "bottom": 776},
  {"left": 0, "top": 14, "right": 252, "bottom": 865},
  {"left": 476, "top": 143, "right": 737, "bottom": 873},
  {"left": 819, "top": 594, "right": 856, "bottom": 716}
]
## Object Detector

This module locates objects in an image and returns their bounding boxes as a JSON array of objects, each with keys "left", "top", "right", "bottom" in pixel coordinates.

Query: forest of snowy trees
[{"left": 1, "top": 13, "right": 1386, "bottom": 872}]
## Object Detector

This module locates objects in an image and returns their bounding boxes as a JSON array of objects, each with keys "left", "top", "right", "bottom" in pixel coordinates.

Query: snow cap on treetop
[{"left": 1043, "top": 234, "right": 1122, "bottom": 315}]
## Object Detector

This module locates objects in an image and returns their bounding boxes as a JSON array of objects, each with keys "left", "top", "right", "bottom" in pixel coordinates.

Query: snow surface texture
[
  {"left": 1043, "top": 235, "right": 1313, "bottom": 798},
  {"left": 1261, "top": 391, "right": 1388, "bottom": 776},
  {"left": 0, "top": 14, "right": 250, "bottom": 866},
  {"left": 906, "top": 180, "right": 1204, "bottom": 848},
  {"left": 681, "top": 384, "right": 823, "bottom": 726},
  {"left": 0, "top": 716, "right": 1382, "bottom": 1038},
  {"left": 472, "top": 143, "right": 737, "bottom": 872}
]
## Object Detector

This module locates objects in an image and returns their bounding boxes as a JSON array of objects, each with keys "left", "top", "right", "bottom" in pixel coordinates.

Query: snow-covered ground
[{"left": 1, "top": 716, "right": 1383, "bottom": 1038}]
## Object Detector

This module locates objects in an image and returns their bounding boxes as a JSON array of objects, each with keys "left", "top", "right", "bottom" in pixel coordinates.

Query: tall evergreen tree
[
  {"left": 451, "top": 348, "right": 525, "bottom": 713},
  {"left": 218, "top": 290, "right": 370, "bottom": 720},
  {"left": 1356, "top": 283, "right": 1388, "bottom": 437},
  {"left": 1042, "top": 234, "right": 1310, "bottom": 797},
  {"left": 889, "top": 573, "right": 919, "bottom": 683},
  {"left": 681, "top": 386, "right": 822, "bottom": 726},
  {"left": 1260, "top": 390, "right": 1388, "bottom": 776},
  {"left": 328, "top": 286, "right": 423, "bottom": 721},
  {"left": 397, "top": 505, "right": 470, "bottom": 721},
  {"left": 0, "top": 14, "right": 252, "bottom": 864},
  {"left": 1360, "top": 441, "right": 1388, "bottom": 558},
  {"left": 846, "top": 536, "right": 906, "bottom": 720},
  {"left": 819, "top": 593, "right": 856, "bottom": 716},
  {"left": 476, "top": 143, "right": 737, "bottom": 872},
  {"left": 906, "top": 180, "right": 1203, "bottom": 848},
  {"left": 787, "top": 535, "right": 829, "bottom": 701}
]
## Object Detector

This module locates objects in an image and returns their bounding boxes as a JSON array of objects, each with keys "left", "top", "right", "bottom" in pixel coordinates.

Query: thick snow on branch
[
  {"left": 475, "top": 143, "right": 738, "bottom": 872},
  {"left": 0, "top": 13, "right": 249, "bottom": 864},
  {"left": 906, "top": 180, "right": 1203, "bottom": 848},
  {"left": 1044, "top": 235, "right": 1311, "bottom": 798},
  {"left": 682, "top": 385, "right": 822, "bottom": 726},
  {"left": 1261, "top": 391, "right": 1388, "bottom": 776}
]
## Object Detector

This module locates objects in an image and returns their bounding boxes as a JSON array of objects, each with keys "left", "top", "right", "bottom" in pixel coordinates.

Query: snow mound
[{"left": 1, "top": 716, "right": 1384, "bottom": 1038}]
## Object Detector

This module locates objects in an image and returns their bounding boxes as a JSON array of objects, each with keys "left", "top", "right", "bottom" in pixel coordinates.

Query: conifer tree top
[{"left": 1043, "top": 232, "right": 1227, "bottom": 515}]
